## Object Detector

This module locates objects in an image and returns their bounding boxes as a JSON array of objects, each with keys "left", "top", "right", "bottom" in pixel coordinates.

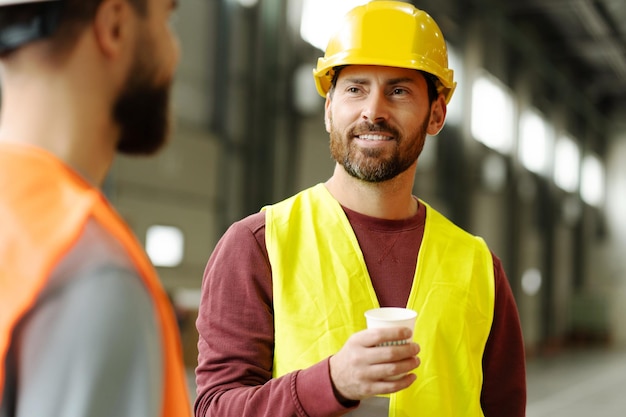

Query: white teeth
[{"left": 358, "top": 134, "right": 388, "bottom": 141}]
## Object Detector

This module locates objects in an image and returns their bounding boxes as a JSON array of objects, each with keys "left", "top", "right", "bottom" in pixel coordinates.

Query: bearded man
[
  {"left": 0, "top": 1, "right": 191, "bottom": 416},
  {"left": 194, "top": 2, "right": 527, "bottom": 417}
]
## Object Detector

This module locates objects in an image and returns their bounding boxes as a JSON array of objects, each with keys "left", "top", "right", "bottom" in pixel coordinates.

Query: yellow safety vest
[
  {"left": 0, "top": 143, "right": 191, "bottom": 417},
  {"left": 265, "top": 184, "right": 494, "bottom": 417}
]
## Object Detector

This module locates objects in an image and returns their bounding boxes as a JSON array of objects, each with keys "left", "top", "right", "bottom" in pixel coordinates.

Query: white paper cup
[
  {"left": 364, "top": 307, "right": 417, "bottom": 346},
  {"left": 364, "top": 307, "right": 418, "bottom": 380}
]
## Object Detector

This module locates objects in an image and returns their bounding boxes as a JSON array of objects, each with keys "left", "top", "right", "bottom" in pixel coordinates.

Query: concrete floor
[{"left": 526, "top": 346, "right": 626, "bottom": 417}]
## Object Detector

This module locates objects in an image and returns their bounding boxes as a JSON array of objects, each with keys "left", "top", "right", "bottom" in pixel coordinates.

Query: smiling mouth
[{"left": 356, "top": 134, "right": 392, "bottom": 141}]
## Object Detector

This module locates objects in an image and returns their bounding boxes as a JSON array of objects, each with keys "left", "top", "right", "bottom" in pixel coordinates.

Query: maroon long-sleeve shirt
[{"left": 194, "top": 202, "right": 527, "bottom": 417}]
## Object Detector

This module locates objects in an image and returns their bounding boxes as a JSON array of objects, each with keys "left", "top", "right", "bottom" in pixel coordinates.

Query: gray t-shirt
[{"left": 1, "top": 218, "right": 163, "bottom": 417}]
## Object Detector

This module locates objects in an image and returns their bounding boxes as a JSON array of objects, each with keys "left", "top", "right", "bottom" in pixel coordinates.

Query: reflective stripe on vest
[
  {"left": 265, "top": 183, "right": 494, "bottom": 417},
  {"left": 0, "top": 143, "right": 191, "bottom": 417}
]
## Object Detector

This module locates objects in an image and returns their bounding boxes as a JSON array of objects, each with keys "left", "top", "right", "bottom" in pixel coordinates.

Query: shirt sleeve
[
  {"left": 6, "top": 264, "right": 163, "bottom": 417},
  {"left": 194, "top": 213, "right": 356, "bottom": 417},
  {"left": 480, "top": 254, "right": 527, "bottom": 417}
]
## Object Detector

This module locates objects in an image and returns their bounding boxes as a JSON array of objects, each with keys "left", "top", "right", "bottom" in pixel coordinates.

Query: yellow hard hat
[{"left": 313, "top": 1, "right": 456, "bottom": 104}]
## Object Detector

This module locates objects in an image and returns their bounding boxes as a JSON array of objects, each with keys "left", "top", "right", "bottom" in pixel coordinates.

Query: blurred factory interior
[{"left": 105, "top": 0, "right": 626, "bottom": 414}]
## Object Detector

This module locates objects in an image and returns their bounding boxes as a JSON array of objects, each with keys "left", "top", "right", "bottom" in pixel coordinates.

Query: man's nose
[{"left": 361, "top": 90, "right": 389, "bottom": 123}]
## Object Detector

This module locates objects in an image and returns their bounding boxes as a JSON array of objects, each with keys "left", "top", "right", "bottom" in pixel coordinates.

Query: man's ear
[
  {"left": 324, "top": 95, "right": 332, "bottom": 133},
  {"left": 426, "top": 94, "right": 447, "bottom": 136},
  {"left": 92, "top": 0, "right": 135, "bottom": 59}
]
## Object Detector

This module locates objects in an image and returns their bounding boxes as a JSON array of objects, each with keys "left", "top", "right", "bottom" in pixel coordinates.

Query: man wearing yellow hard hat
[
  {"left": 0, "top": 1, "right": 191, "bottom": 416},
  {"left": 195, "top": 2, "right": 526, "bottom": 416}
]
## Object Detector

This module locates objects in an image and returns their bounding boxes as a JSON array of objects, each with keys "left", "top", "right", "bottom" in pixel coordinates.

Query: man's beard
[
  {"left": 329, "top": 116, "right": 430, "bottom": 183},
  {"left": 114, "top": 45, "right": 172, "bottom": 155}
]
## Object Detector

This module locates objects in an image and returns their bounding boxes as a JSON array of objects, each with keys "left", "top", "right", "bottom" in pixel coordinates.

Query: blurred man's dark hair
[{"left": 0, "top": 0, "right": 147, "bottom": 56}]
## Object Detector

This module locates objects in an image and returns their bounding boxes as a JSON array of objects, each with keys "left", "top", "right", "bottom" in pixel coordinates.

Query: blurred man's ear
[{"left": 92, "top": 0, "right": 135, "bottom": 59}]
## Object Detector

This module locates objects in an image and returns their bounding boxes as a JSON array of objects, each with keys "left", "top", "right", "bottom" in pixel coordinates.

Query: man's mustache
[{"left": 350, "top": 121, "right": 399, "bottom": 138}]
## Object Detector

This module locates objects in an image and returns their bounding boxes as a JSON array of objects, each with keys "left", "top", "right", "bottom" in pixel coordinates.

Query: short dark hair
[
  {"left": 420, "top": 71, "right": 439, "bottom": 104},
  {"left": 328, "top": 65, "right": 439, "bottom": 104},
  {"left": 0, "top": 0, "right": 147, "bottom": 56},
  {"left": 326, "top": 65, "right": 345, "bottom": 99}
]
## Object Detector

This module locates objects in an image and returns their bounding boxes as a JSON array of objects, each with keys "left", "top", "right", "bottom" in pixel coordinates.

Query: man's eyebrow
[
  {"left": 386, "top": 77, "right": 418, "bottom": 85},
  {"left": 338, "top": 77, "right": 369, "bottom": 85}
]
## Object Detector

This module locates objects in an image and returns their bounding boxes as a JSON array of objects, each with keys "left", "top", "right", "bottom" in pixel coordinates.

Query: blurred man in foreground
[{"left": 0, "top": 0, "right": 191, "bottom": 416}]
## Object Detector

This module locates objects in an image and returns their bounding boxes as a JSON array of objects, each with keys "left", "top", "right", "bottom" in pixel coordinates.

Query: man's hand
[{"left": 329, "top": 327, "right": 420, "bottom": 401}]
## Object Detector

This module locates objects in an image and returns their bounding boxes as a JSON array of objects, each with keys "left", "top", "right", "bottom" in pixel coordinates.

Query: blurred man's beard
[
  {"left": 114, "top": 45, "right": 172, "bottom": 155},
  {"left": 329, "top": 116, "right": 429, "bottom": 183}
]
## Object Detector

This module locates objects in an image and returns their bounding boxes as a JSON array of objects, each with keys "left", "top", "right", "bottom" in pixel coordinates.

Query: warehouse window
[
  {"left": 146, "top": 225, "right": 184, "bottom": 267},
  {"left": 581, "top": 154, "right": 604, "bottom": 207},
  {"left": 299, "top": 0, "right": 371, "bottom": 51},
  {"left": 554, "top": 134, "right": 580, "bottom": 193},
  {"left": 519, "top": 108, "right": 553, "bottom": 177},
  {"left": 471, "top": 72, "right": 515, "bottom": 155}
]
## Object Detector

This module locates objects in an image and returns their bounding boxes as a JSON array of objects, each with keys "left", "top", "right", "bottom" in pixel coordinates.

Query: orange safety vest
[{"left": 0, "top": 143, "right": 191, "bottom": 417}]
